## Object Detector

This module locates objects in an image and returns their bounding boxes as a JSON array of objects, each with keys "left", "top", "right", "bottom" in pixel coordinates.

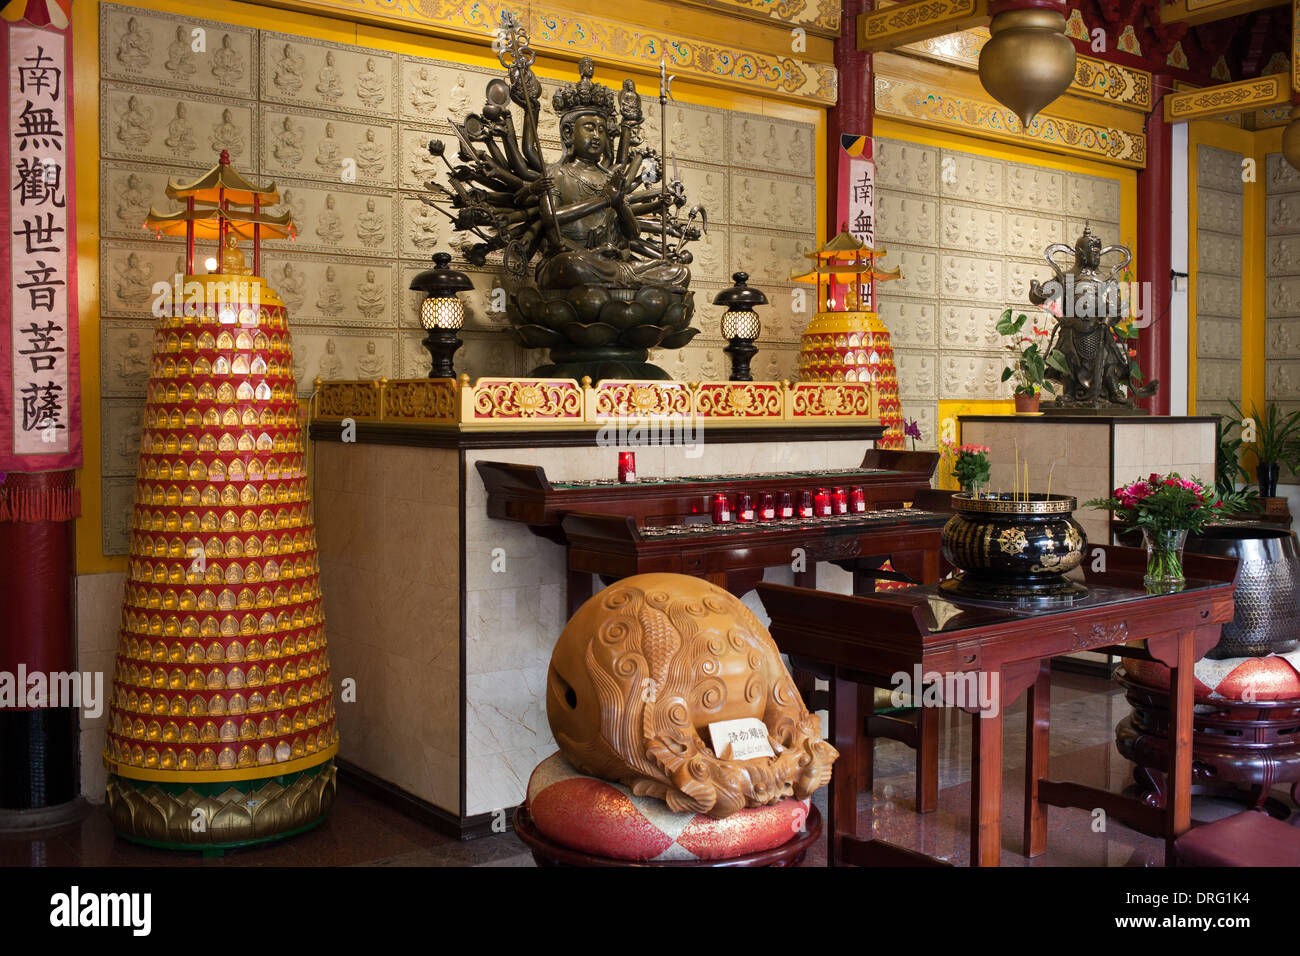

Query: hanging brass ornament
[
  {"left": 1283, "top": 116, "right": 1300, "bottom": 174},
  {"left": 978, "top": 6, "right": 1078, "bottom": 130}
]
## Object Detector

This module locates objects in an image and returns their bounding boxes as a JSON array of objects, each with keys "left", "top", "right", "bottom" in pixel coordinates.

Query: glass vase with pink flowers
[{"left": 1086, "top": 472, "right": 1234, "bottom": 591}]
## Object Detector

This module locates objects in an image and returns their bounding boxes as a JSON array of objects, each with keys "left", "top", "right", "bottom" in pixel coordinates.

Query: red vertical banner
[{"left": 1, "top": 0, "right": 81, "bottom": 474}]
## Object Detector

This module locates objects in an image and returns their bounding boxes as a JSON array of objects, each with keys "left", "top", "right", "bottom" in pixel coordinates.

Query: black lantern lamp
[
  {"left": 410, "top": 251, "right": 473, "bottom": 379},
  {"left": 714, "top": 271, "right": 767, "bottom": 382}
]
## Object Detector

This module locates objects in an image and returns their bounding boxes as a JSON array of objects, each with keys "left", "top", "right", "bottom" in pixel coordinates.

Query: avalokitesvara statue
[
  {"left": 1029, "top": 223, "right": 1158, "bottom": 413},
  {"left": 421, "top": 11, "right": 704, "bottom": 381}
]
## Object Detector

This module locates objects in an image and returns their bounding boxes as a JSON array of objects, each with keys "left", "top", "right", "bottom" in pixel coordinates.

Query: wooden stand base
[{"left": 1116, "top": 671, "right": 1300, "bottom": 814}]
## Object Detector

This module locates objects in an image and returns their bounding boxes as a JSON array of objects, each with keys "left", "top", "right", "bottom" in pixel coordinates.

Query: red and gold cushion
[
  {"left": 525, "top": 752, "right": 809, "bottom": 862},
  {"left": 1124, "top": 649, "right": 1300, "bottom": 701}
]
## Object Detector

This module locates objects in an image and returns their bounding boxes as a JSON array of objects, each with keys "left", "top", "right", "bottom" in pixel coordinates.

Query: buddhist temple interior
[{"left": 3, "top": 0, "right": 1300, "bottom": 900}]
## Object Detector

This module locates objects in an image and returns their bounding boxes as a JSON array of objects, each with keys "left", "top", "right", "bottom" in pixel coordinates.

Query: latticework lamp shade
[{"left": 103, "top": 275, "right": 338, "bottom": 849}]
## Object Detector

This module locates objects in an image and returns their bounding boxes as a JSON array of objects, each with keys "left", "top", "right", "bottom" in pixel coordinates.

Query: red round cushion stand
[
  {"left": 515, "top": 752, "right": 821, "bottom": 867},
  {"left": 1117, "top": 651, "right": 1300, "bottom": 814}
]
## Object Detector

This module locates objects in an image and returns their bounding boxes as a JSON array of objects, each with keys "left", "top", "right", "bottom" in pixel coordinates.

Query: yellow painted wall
[
  {"left": 71, "top": 0, "right": 828, "bottom": 574},
  {"left": 1186, "top": 119, "right": 1276, "bottom": 422}
]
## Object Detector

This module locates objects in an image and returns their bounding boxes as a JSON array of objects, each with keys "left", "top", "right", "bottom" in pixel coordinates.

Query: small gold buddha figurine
[{"left": 220, "top": 232, "right": 253, "bottom": 276}]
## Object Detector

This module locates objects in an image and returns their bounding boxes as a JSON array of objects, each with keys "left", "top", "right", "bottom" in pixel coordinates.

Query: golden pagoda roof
[
  {"left": 162, "top": 151, "right": 281, "bottom": 206},
  {"left": 800, "top": 229, "right": 888, "bottom": 261},
  {"left": 144, "top": 205, "right": 297, "bottom": 241}
]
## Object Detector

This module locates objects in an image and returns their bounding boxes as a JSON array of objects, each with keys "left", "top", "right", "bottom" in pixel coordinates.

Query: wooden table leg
[
  {"left": 566, "top": 566, "right": 594, "bottom": 618},
  {"left": 794, "top": 563, "right": 817, "bottom": 590},
  {"left": 1167, "top": 630, "right": 1195, "bottom": 863},
  {"left": 1023, "top": 661, "right": 1051, "bottom": 857},
  {"left": 857, "top": 684, "right": 876, "bottom": 794},
  {"left": 970, "top": 696, "right": 1003, "bottom": 867},
  {"left": 828, "top": 669, "right": 860, "bottom": 867},
  {"left": 916, "top": 703, "right": 939, "bottom": 813}
]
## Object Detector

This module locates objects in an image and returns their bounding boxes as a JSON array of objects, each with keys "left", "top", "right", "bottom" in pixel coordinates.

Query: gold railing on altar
[{"left": 309, "top": 376, "right": 879, "bottom": 428}]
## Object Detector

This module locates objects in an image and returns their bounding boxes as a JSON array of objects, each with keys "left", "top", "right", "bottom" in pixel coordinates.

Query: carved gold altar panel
[
  {"left": 1265, "top": 152, "right": 1300, "bottom": 458},
  {"left": 95, "top": 2, "right": 819, "bottom": 554},
  {"left": 1195, "top": 145, "right": 1247, "bottom": 423},
  {"left": 873, "top": 135, "right": 1126, "bottom": 453},
  {"left": 310, "top": 377, "right": 877, "bottom": 426}
]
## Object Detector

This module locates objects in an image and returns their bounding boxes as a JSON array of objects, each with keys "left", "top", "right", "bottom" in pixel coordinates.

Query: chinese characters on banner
[
  {"left": 3, "top": 19, "right": 81, "bottom": 471},
  {"left": 847, "top": 155, "right": 876, "bottom": 310}
]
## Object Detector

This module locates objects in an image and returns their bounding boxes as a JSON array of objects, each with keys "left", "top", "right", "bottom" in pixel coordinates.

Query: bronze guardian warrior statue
[
  {"left": 421, "top": 12, "right": 704, "bottom": 381},
  {"left": 1028, "top": 224, "right": 1158, "bottom": 412}
]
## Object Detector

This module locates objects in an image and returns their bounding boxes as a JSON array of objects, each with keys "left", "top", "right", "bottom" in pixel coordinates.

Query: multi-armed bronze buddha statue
[{"left": 422, "top": 11, "right": 704, "bottom": 381}]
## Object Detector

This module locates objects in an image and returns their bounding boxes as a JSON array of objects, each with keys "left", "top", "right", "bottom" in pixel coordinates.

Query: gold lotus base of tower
[{"left": 105, "top": 758, "right": 337, "bottom": 851}]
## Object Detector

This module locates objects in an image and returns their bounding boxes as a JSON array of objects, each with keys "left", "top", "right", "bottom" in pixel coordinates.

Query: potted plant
[
  {"left": 997, "top": 309, "right": 1067, "bottom": 413},
  {"left": 1213, "top": 415, "right": 1258, "bottom": 513},
  {"left": 942, "top": 440, "right": 991, "bottom": 493},
  {"left": 1086, "top": 472, "right": 1233, "bottom": 591},
  {"left": 1229, "top": 400, "right": 1300, "bottom": 498}
]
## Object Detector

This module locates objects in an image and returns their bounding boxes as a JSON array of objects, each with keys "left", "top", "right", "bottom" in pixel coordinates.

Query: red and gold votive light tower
[
  {"left": 792, "top": 230, "right": 904, "bottom": 449},
  {"left": 103, "top": 153, "right": 338, "bottom": 850}
]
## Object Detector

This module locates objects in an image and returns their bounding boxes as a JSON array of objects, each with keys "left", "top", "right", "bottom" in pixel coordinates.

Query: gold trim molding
[
  {"left": 255, "top": 0, "right": 839, "bottom": 105},
  {"left": 1164, "top": 75, "right": 1293, "bottom": 122},
  {"left": 681, "top": 0, "right": 842, "bottom": 38},
  {"left": 859, "top": 0, "right": 988, "bottom": 52},
  {"left": 900, "top": 28, "right": 1152, "bottom": 112},
  {"left": 1159, "top": 0, "right": 1284, "bottom": 26},
  {"left": 873, "top": 74, "right": 1147, "bottom": 168},
  {"left": 311, "top": 377, "right": 880, "bottom": 428}
]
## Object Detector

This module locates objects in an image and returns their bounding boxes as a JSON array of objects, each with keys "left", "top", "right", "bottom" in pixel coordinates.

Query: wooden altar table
[{"left": 757, "top": 546, "right": 1239, "bottom": 867}]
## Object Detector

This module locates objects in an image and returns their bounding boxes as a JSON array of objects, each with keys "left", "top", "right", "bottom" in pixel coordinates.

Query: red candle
[
  {"left": 618, "top": 451, "right": 636, "bottom": 483},
  {"left": 797, "top": 490, "right": 814, "bottom": 518},
  {"left": 737, "top": 493, "right": 754, "bottom": 523},
  {"left": 711, "top": 493, "right": 732, "bottom": 524},
  {"left": 849, "top": 486, "right": 866, "bottom": 513},
  {"left": 832, "top": 486, "right": 848, "bottom": 515},
  {"left": 759, "top": 493, "right": 776, "bottom": 521},
  {"left": 778, "top": 492, "right": 794, "bottom": 519},
  {"left": 814, "top": 487, "right": 831, "bottom": 517}
]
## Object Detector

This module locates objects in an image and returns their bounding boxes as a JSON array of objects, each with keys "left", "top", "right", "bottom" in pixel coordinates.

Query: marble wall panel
[
  {"left": 1268, "top": 193, "right": 1300, "bottom": 236},
  {"left": 1269, "top": 153, "right": 1300, "bottom": 194},
  {"left": 267, "top": 179, "right": 395, "bottom": 257},
  {"left": 260, "top": 251, "right": 396, "bottom": 328},
  {"left": 261, "top": 106, "right": 397, "bottom": 187},
  {"left": 876, "top": 139, "right": 938, "bottom": 195},
  {"left": 101, "top": 81, "right": 256, "bottom": 168},
  {"left": 879, "top": 300, "right": 937, "bottom": 349},
  {"left": 100, "top": 398, "right": 145, "bottom": 476},
  {"left": 261, "top": 31, "right": 395, "bottom": 117},
  {"left": 879, "top": 193, "right": 939, "bottom": 247},
  {"left": 101, "top": 5, "right": 257, "bottom": 100},
  {"left": 291, "top": 329, "right": 397, "bottom": 395},
  {"left": 1266, "top": 152, "right": 1300, "bottom": 477},
  {"left": 730, "top": 112, "right": 815, "bottom": 177},
  {"left": 730, "top": 171, "right": 816, "bottom": 234}
]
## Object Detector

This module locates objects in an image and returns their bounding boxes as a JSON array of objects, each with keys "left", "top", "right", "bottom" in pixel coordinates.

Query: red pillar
[
  {"left": 827, "top": 0, "right": 872, "bottom": 234},
  {"left": 1137, "top": 75, "right": 1173, "bottom": 416},
  {"left": 0, "top": 471, "right": 81, "bottom": 816}
]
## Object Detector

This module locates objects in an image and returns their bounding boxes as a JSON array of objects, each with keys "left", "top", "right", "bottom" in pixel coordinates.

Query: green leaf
[
  {"left": 1001, "top": 367, "right": 1013, "bottom": 382},
  {"left": 1046, "top": 349, "right": 1069, "bottom": 375}
]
